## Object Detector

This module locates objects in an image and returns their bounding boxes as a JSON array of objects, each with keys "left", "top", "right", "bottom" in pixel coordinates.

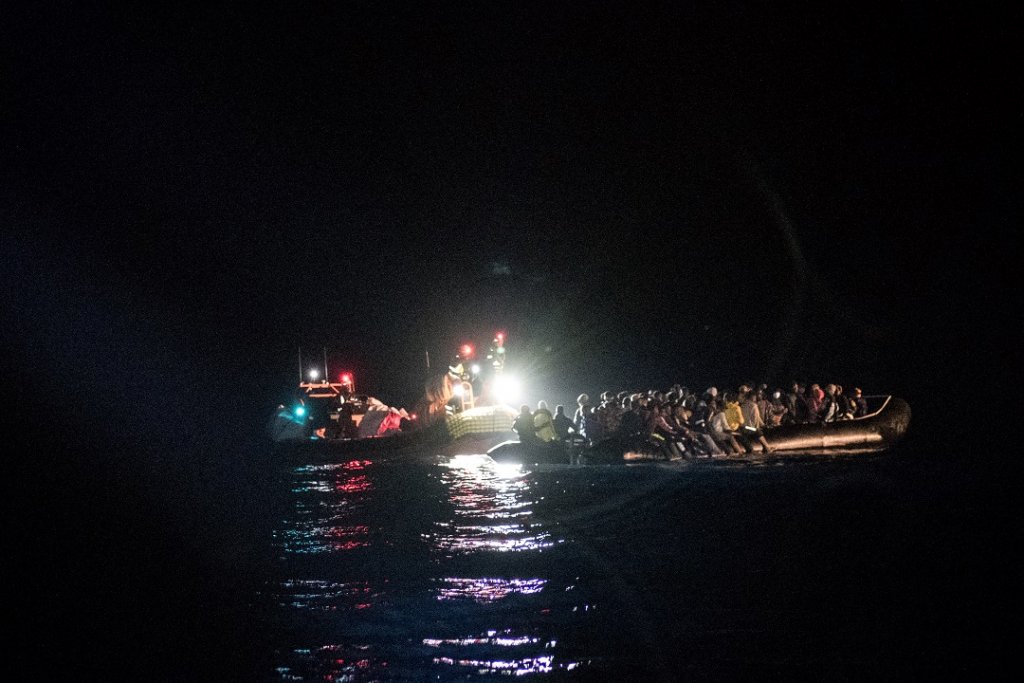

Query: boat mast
[{"left": 323, "top": 347, "right": 329, "bottom": 383}]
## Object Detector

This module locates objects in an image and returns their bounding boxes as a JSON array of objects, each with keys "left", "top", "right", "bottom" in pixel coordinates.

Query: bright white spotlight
[
  {"left": 308, "top": 368, "right": 319, "bottom": 380},
  {"left": 471, "top": 364, "right": 481, "bottom": 375},
  {"left": 453, "top": 383, "right": 465, "bottom": 397},
  {"left": 493, "top": 374, "right": 520, "bottom": 404}
]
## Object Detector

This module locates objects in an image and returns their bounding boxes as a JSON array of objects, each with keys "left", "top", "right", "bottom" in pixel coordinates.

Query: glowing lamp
[
  {"left": 308, "top": 369, "right": 319, "bottom": 380},
  {"left": 492, "top": 374, "right": 520, "bottom": 404},
  {"left": 340, "top": 372, "right": 352, "bottom": 383},
  {"left": 453, "top": 383, "right": 465, "bottom": 397},
  {"left": 471, "top": 364, "right": 481, "bottom": 375},
  {"left": 460, "top": 344, "right": 474, "bottom": 358},
  {"left": 294, "top": 405, "right": 306, "bottom": 417}
]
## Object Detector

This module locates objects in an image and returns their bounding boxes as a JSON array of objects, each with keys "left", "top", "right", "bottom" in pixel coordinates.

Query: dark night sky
[
  {"left": 6, "top": 3, "right": 1016, "bottom": 412},
  {"left": 2, "top": 2, "right": 1018, "bottom": 677}
]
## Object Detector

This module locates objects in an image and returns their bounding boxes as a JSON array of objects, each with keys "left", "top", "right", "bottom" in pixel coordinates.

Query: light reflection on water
[
  {"left": 429, "top": 454, "right": 561, "bottom": 555},
  {"left": 435, "top": 576, "right": 548, "bottom": 603},
  {"left": 274, "top": 460, "right": 374, "bottom": 555},
  {"left": 268, "top": 453, "right": 591, "bottom": 680},
  {"left": 274, "top": 579, "right": 378, "bottom": 611}
]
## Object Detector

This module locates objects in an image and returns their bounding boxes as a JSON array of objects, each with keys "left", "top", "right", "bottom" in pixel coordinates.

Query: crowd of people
[{"left": 513, "top": 382, "right": 870, "bottom": 459}]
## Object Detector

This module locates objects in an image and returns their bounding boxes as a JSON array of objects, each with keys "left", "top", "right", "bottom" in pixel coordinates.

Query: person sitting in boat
[
  {"left": 708, "top": 399, "right": 744, "bottom": 455},
  {"left": 850, "top": 387, "right": 868, "bottom": 418},
  {"left": 739, "top": 391, "right": 775, "bottom": 453},
  {"left": 723, "top": 392, "right": 745, "bottom": 434},
  {"left": 658, "top": 401, "right": 706, "bottom": 458},
  {"left": 533, "top": 401, "right": 557, "bottom": 443},
  {"left": 685, "top": 403, "right": 718, "bottom": 456},
  {"left": 513, "top": 404, "right": 539, "bottom": 444},
  {"left": 690, "top": 391, "right": 712, "bottom": 430},
  {"left": 784, "top": 382, "right": 805, "bottom": 424},
  {"left": 687, "top": 401, "right": 725, "bottom": 457},
  {"left": 835, "top": 385, "right": 855, "bottom": 420},
  {"left": 819, "top": 383, "right": 840, "bottom": 422},
  {"left": 796, "top": 384, "right": 819, "bottom": 423},
  {"left": 552, "top": 404, "right": 576, "bottom": 441},
  {"left": 599, "top": 391, "right": 623, "bottom": 436},
  {"left": 649, "top": 402, "right": 683, "bottom": 459},
  {"left": 755, "top": 388, "right": 772, "bottom": 428},
  {"left": 765, "top": 391, "right": 789, "bottom": 428}
]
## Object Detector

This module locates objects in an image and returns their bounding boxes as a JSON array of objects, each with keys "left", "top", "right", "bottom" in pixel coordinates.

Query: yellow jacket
[{"left": 724, "top": 401, "right": 744, "bottom": 432}]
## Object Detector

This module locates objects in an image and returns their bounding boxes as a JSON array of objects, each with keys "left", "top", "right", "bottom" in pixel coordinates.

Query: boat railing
[{"left": 859, "top": 394, "right": 892, "bottom": 420}]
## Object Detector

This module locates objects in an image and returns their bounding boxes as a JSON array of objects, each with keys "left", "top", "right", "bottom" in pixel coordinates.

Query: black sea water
[{"left": 245, "top": 444, "right": 999, "bottom": 681}]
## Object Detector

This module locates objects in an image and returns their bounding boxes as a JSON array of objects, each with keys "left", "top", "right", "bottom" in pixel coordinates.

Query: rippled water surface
[{"left": 250, "top": 447, "right": 992, "bottom": 680}]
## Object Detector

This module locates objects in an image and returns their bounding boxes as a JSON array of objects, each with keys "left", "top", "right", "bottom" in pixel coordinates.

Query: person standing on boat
[
  {"left": 513, "top": 404, "right": 539, "bottom": 444},
  {"left": 600, "top": 391, "right": 623, "bottom": 437},
  {"left": 552, "top": 404, "right": 575, "bottom": 441},
  {"left": 533, "top": 401, "right": 557, "bottom": 443},
  {"left": 582, "top": 404, "right": 604, "bottom": 445},
  {"left": 573, "top": 394, "right": 589, "bottom": 432}
]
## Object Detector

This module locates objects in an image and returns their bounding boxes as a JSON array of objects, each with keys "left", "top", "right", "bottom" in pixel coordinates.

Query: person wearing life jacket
[
  {"left": 708, "top": 399, "right": 744, "bottom": 455},
  {"left": 533, "top": 400, "right": 557, "bottom": 443},
  {"left": 723, "top": 392, "right": 745, "bottom": 432},
  {"left": 722, "top": 392, "right": 753, "bottom": 454}
]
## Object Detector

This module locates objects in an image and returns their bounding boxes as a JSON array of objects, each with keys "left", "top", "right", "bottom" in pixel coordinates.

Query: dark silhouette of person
[{"left": 512, "top": 404, "right": 538, "bottom": 444}]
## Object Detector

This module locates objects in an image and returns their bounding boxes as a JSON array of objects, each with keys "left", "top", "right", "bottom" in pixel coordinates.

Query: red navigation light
[
  {"left": 460, "top": 344, "right": 474, "bottom": 358},
  {"left": 495, "top": 331, "right": 505, "bottom": 343},
  {"left": 340, "top": 372, "right": 353, "bottom": 384}
]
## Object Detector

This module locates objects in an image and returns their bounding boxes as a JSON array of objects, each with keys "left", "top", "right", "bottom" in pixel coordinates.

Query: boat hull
[
  {"left": 271, "top": 405, "right": 519, "bottom": 461},
  {"left": 763, "top": 396, "right": 911, "bottom": 451}
]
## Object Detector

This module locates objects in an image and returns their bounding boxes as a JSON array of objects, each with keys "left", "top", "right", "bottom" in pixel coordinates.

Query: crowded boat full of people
[{"left": 488, "top": 381, "right": 911, "bottom": 465}]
